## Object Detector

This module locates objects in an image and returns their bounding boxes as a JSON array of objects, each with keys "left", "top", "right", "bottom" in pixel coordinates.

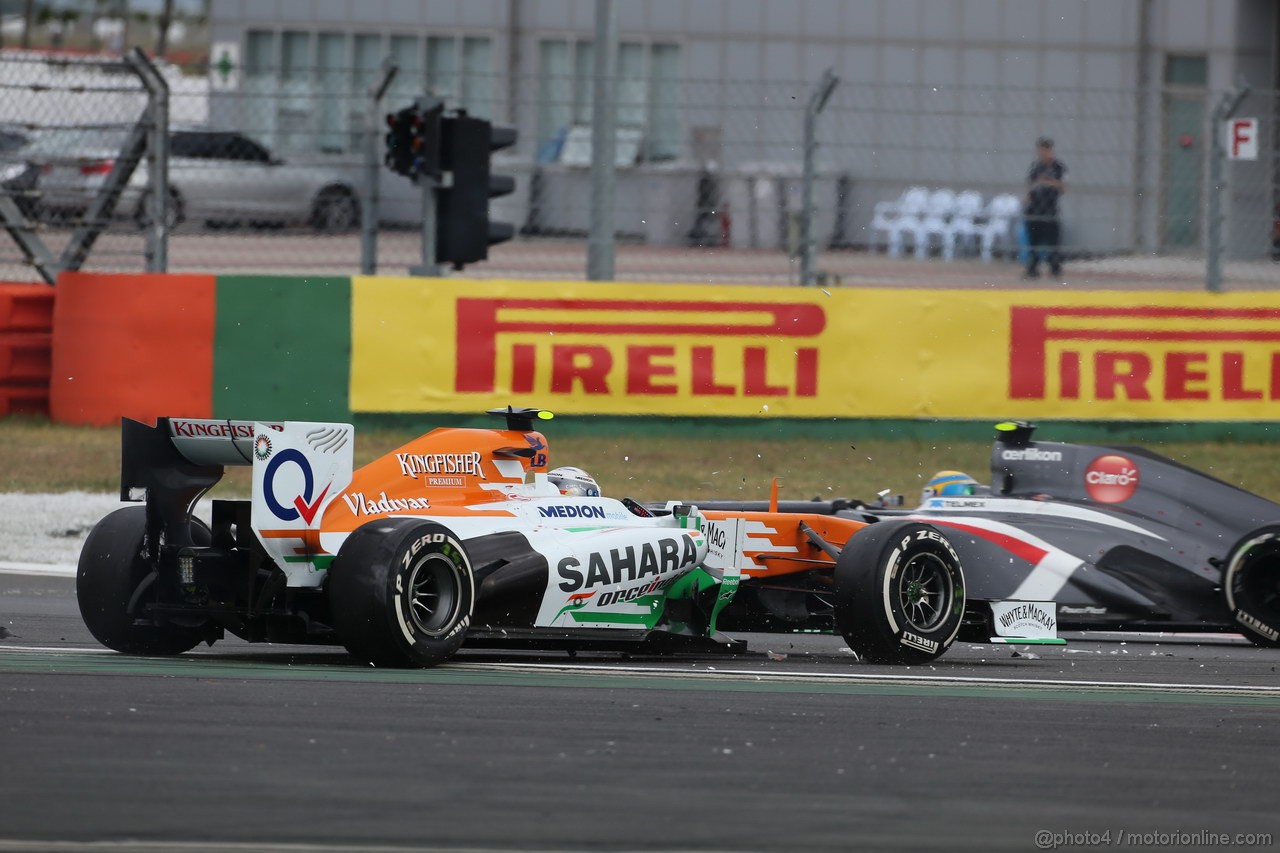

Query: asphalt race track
[{"left": 2, "top": 571, "right": 1279, "bottom": 853}]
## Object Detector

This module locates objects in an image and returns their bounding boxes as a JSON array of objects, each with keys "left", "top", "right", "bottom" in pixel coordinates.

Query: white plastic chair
[
  {"left": 979, "top": 193, "right": 1023, "bottom": 262},
  {"left": 941, "top": 190, "right": 984, "bottom": 260},
  {"left": 871, "top": 186, "right": 929, "bottom": 257},
  {"left": 912, "top": 188, "right": 957, "bottom": 259}
]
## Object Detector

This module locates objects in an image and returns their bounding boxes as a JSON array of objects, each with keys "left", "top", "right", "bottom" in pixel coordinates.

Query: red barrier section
[
  {"left": 50, "top": 272, "right": 216, "bottom": 425},
  {"left": 0, "top": 283, "right": 54, "bottom": 416}
]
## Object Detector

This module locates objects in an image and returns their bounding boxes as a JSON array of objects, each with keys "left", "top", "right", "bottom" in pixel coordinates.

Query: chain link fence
[
  {"left": 3, "top": 48, "right": 1280, "bottom": 289},
  {"left": 1, "top": 51, "right": 152, "bottom": 279}
]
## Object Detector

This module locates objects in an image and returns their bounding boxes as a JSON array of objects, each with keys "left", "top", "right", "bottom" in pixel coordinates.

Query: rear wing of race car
[
  {"left": 120, "top": 417, "right": 353, "bottom": 559},
  {"left": 121, "top": 417, "right": 277, "bottom": 502},
  {"left": 119, "top": 417, "right": 269, "bottom": 551}
]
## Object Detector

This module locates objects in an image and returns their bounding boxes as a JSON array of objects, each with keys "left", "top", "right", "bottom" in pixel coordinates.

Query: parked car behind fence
[{"left": 25, "top": 127, "right": 360, "bottom": 233}]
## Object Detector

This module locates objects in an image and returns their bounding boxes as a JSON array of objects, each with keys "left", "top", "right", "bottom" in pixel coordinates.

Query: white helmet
[{"left": 547, "top": 466, "right": 600, "bottom": 497}]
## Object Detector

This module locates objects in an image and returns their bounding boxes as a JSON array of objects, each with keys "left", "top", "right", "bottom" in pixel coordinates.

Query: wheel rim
[
  {"left": 1237, "top": 548, "right": 1280, "bottom": 614},
  {"left": 318, "top": 193, "right": 355, "bottom": 231},
  {"left": 406, "top": 553, "right": 461, "bottom": 636},
  {"left": 897, "top": 552, "right": 953, "bottom": 632},
  {"left": 140, "top": 193, "right": 179, "bottom": 229}
]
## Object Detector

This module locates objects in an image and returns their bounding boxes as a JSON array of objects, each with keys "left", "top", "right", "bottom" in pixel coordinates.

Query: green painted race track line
[{"left": 1, "top": 650, "right": 1278, "bottom": 707}]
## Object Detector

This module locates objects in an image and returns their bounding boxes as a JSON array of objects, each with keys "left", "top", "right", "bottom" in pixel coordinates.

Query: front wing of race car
[{"left": 959, "top": 599, "right": 1064, "bottom": 646}]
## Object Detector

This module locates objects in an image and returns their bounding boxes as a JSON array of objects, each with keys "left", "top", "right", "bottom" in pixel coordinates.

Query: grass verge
[{"left": 3, "top": 416, "right": 1279, "bottom": 503}]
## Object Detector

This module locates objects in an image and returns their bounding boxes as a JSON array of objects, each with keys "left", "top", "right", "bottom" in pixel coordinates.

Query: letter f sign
[{"left": 1228, "top": 118, "right": 1258, "bottom": 160}]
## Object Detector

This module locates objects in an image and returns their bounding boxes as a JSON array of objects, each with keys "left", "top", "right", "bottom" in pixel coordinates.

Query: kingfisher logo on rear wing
[
  {"left": 166, "top": 418, "right": 285, "bottom": 467},
  {"left": 171, "top": 419, "right": 258, "bottom": 439}
]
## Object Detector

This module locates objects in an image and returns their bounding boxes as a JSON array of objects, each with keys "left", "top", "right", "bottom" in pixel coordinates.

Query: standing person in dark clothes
[{"left": 1024, "top": 136, "right": 1067, "bottom": 279}]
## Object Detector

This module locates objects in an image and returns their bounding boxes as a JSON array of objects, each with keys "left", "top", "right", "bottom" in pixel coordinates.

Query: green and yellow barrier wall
[{"left": 48, "top": 272, "right": 1280, "bottom": 438}]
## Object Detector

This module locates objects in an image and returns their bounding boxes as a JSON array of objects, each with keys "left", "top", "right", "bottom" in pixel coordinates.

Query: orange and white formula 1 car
[{"left": 77, "top": 408, "right": 1057, "bottom": 667}]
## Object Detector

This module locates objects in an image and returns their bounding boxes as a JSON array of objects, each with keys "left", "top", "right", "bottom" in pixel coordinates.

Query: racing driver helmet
[
  {"left": 547, "top": 466, "right": 600, "bottom": 497},
  {"left": 921, "top": 470, "right": 979, "bottom": 503}
]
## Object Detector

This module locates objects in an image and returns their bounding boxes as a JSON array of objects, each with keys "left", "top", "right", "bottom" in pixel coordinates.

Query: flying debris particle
[
  {"left": 822, "top": 289, "right": 831, "bottom": 296},
  {"left": 762, "top": 404, "right": 769, "bottom": 412},
  {"left": 766, "top": 650, "right": 787, "bottom": 661}
]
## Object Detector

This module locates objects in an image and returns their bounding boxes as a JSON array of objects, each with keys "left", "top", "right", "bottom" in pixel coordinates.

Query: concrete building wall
[{"left": 207, "top": 0, "right": 1276, "bottom": 257}]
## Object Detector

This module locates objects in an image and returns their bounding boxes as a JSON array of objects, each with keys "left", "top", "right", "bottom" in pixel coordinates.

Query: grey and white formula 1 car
[
  {"left": 75, "top": 409, "right": 1060, "bottom": 669},
  {"left": 692, "top": 422, "right": 1280, "bottom": 647}
]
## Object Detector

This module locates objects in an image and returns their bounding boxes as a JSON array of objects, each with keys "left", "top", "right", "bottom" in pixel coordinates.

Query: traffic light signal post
[
  {"left": 383, "top": 95, "right": 444, "bottom": 276},
  {"left": 411, "top": 172, "right": 442, "bottom": 277},
  {"left": 361, "top": 57, "right": 398, "bottom": 275},
  {"left": 384, "top": 96, "right": 516, "bottom": 275}
]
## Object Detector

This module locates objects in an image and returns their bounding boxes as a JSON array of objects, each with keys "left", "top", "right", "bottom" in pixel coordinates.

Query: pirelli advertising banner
[{"left": 350, "top": 278, "right": 1280, "bottom": 421}]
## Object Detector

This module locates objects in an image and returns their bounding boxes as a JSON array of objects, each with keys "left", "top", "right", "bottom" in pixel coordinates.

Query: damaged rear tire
[{"left": 76, "top": 506, "right": 207, "bottom": 656}]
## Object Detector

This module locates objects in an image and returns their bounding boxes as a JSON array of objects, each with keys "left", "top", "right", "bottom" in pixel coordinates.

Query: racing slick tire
[
  {"left": 76, "top": 506, "right": 208, "bottom": 656},
  {"left": 1223, "top": 524, "right": 1280, "bottom": 648},
  {"left": 328, "top": 519, "right": 475, "bottom": 667},
  {"left": 833, "top": 520, "right": 965, "bottom": 664}
]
